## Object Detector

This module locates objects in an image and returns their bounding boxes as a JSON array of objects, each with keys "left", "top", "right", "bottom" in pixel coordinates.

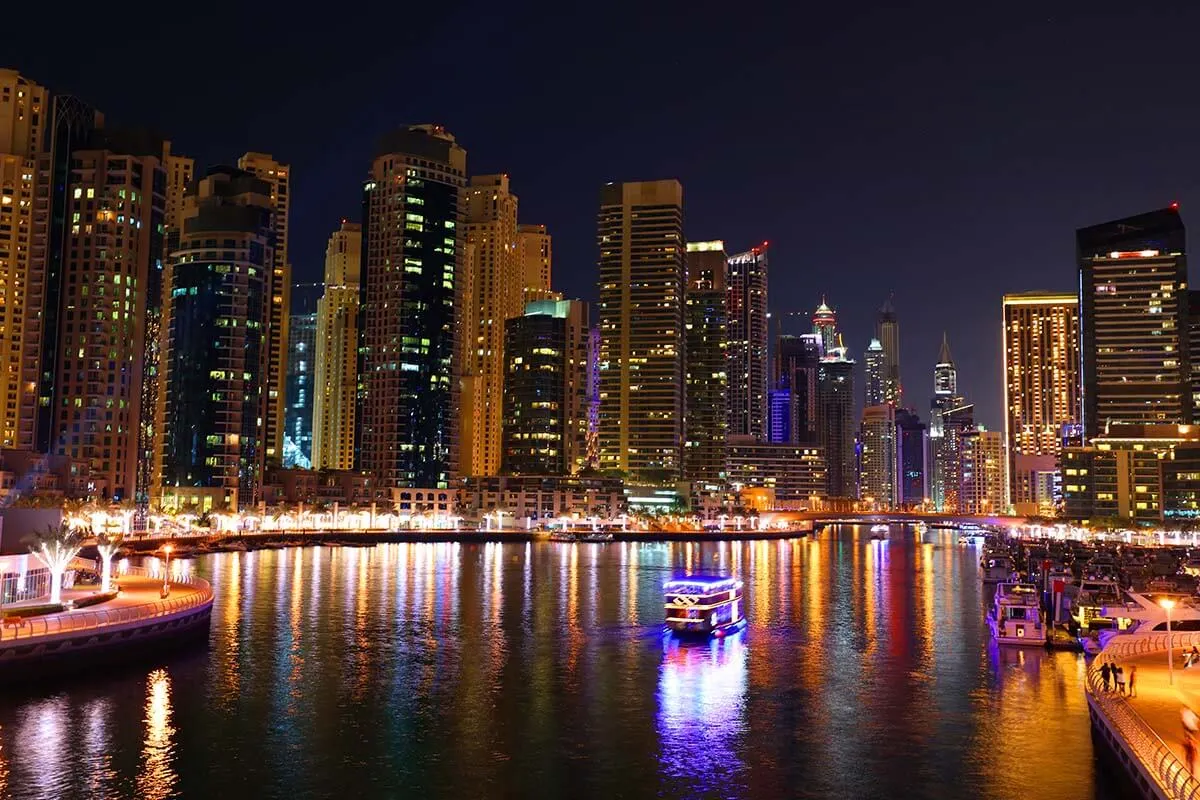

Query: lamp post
[
  {"left": 161, "top": 544, "right": 173, "bottom": 597},
  {"left": 1162, "top": 597, "right": 1177, "bottom": 685}
]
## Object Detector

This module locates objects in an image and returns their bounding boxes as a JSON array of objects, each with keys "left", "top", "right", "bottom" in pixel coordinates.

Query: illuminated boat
[
  {"left": 981, "top": 554, "right": 1018, "bottom": 584},
  {"left": 987, "top": 582, "right": 1046, "bottom": 646},
  {"left": 663, "top": 575, "right": 746, "bottom": 638},
  {"left": 870, "top": 524, "right": 889, "bottom": 539}
]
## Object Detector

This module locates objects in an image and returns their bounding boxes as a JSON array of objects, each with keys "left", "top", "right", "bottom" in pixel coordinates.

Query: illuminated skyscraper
[
  {"left": 237, "top": 152, "right": 291, "bottom": 466},
  {"left": 1078, "top": 207, "right": 1190, "bottom": 438},
  {"left": 684, "top": 241, "right": 728, "bottom": 485},
  {"left": 895, "top": 407, "right": 927, "bottom": 508},
  {"left": 460, "top": 174, "right": 521, "bottom": 477},
  {"left": 818, "top": 344, "right": 856, "bottom": 498},
  {"left": 157, "top": 167, "right": 274, "bottom": 511},
  {"left": 284, "top": 283, "right": 321, "bottom": 468},
  {"left": 864, "top": 338, "right": 885, "bottom": 407},
  {"left": 313, "top": 221, "right": 362, "bottom": 471},
  {"left": 358, "top": 125, "right": 465, "bottom": 488},
  {"left": 518, "top": 223, "right": 552, "bottom": 303},
  {"left": 812, "top": 298, "right": 836, "bottom": 355},
  {"left": 597, "top": 179, "right": 684, "bottom": 482},
  {"left": 1002, "top": 292, "right": 1080, "bottom": 515},
  {"left": 930, "top": 334, "right": 972, "bottom": 512},
  {"left": 0, "top": 70, "right": 47, "bottom": 450},
  {"left": 772, "top": 332, "right": 821, "bottom": 445},
  {"left": 501, "top": 299, "right": 590, "bottom": 475},
  {"left": 859, "top": 403, "right": 898, "bottom": 509},
  {"left": 961, "top": 428, "right": 1007, "bottom": 514},
  {"left": 876, "top": 296, "right": 902, "bottom": 404},
  {"left": 726, "top": 243, "right": 768, "bottom": 440}
]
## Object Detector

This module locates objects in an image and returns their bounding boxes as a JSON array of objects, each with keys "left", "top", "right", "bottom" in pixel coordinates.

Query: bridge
[
  {"left": 759, "top": 510, "right": 1029, "bottom": 529},
  {"left": 1091, "top": 631, "right": 1200, "bottom": 799}
]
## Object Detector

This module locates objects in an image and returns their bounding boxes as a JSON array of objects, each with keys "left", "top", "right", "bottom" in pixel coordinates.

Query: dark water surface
[{"left": 0, "top": 527, "right": 1118, "bottom": 799}]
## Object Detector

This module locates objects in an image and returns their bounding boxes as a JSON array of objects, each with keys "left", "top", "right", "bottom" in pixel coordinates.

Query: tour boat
[
  {"left": 549, "top": 531, "right": 614, "bottom": 543},
  {"left": 869, "top": 524, "right": 888, "bottom": 540},
  {"left": 663, "top": 575, "right": 746, "bottom": 638},
  {"left": 988, "top": 582, "right": 1047, "bottom": 646}
]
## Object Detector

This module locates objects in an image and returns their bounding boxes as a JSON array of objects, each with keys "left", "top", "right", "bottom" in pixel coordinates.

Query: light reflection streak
[
  {"left": 136, "top": 668, "right": 177, "bottom": 800},
  {"left": 217, "top": 550, "right": 242, "bottom": 706},
  {"left": 0, "top": 723, "right": 7, "bottom": 797}
]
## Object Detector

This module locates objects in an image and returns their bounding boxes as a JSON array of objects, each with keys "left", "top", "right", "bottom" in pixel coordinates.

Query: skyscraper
[
  {"left": 895, "top": 407, "right": 927, "bottom": 508},
  {"left": 313, "top": 221, "right": 362, "bottom": 471},
  {"left": 358, "top": 125, "right": 465, "bottom": 489},
  {"left": 812, "top": 298, "right": 837, "bottom": 355},
  {"left": 156, "top": 167, "right": 274, "bottom": 511},
  {"left": 1078, "top": 207, "right": 1190, "bottom": 438},
  {"left": 237, "top": 152, "right": 291, "bottom": 466},
  {"left": 818, "top": 345, "right": 856, "bottom": 498},
  {"left": 501, "top": 299, "right": 590, "bottom": 476},
  {"left": 859, "top": 403, "right": 898, "bottom": 509},
  {"left": 597, "top": 180, "right": 684, "bottom": 482},
  {"left": 284, "top": 283, "right": 321, "bottom": 469},
  {"left": 726, "top": 243, "right": 768, "bottom": 440},
  {"left": 930, "top": 334, "right": 973, "bottom": 512},
  {"left": 460, "top": 174, "right": 521, "bottom": 477},
  {"left": 772, "top": 332, "right": 821, "bottom": 444},
  {"left": 518, "top": 223, "right": 552, "bottom": 303},
  {"left": 1002, "top": 292, "right": 1080, "bottom": 515},
  {"left": 684, "top": 241, "right": 728, "bottom": 485},
  {"left": 876, "top": 296, "right": 902, "bottom": 404},
  {"left": 0, "top": 69, "right": 47, "bottom": 450},
  {"left": 961, "top": 428, "right": 1007, "bottom": 514},
  {"left": 864, "top": 338, "right": 885, "bottom": 407}
]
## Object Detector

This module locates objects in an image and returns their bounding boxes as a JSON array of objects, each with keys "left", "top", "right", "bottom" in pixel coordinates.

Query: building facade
[
  {"left": 726, "top": 243, "right": 768, "bottom": 440},
  {"left": 863, "top": 338, "right": 885, "bottom": 407},
  {"left": 771, "top": 332, "right": 821, "bottom": 445},
  {"left": 895, "top": 407, "right": 927, "bottom": 508},
  {"left": 877, "top": 296, "right": 902, "bottom": 404},
  {"left": 500, "top": 299, "right": 590, "bottom": 476},
  {"left": 818, "top": 348, "right": 856, "bottom": 498},
  {"left": 961, "top": 428, "right": 1007, "bottom": 514},
  {"left": 683, "top": 241, "right": 728, "bottom": 485},
  {"left": 596, "top": 180, "right": 684, "bottom": 482},
  {"left": 358, "top": 125, "right": 465, "bottom": 489},
  {"left": 724, "top": 439, "right": 826, "bottom": 505},
  {"left": 1002, "top": 292, "right": 1080, "bottom": 515},
  {"left": 284, "top": 283, "right": 320, "bottom": 468},
  {"left": 156, "top": 167, "right": 275, "bottom": 511},
  {"left": 313, "top": 221, "right": 362, "bottom": 471},
  {"left": 518, "top": 223, "right": 552, "bottom": 303},
  {"left": 859, "top": 404, "right": 898, "bottom": 509},
  {"left": 1078, "top": 207, "right": 1190, "bottom": 438}
]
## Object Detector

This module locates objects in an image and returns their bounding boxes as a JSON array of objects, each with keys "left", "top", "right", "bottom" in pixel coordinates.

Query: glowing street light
[
  {"left": 1161, "top": 597, "right": 1177, "bottom": 685},
  {"left": 161, "top": 544, "right": 174, "bottom": 598}
]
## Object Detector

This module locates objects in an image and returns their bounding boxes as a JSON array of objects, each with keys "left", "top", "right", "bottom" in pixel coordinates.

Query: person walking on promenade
[
  {"left": 1115, "top": 665, "right": 1126, "bottom": 695},
  {"left": 1128, "top": 664, "right": 1138, "bottom": 698},
  {"left": 1101, "top": 661, "right": 1112, "bottom": 691}
]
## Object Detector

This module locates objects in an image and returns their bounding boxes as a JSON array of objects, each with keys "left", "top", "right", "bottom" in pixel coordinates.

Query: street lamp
[
  {"left": 1161, "top": 597, "right": 1177, "bottom": 685},
  {"left": 161, "top": 544, "right": 173, "bottom": 598}
]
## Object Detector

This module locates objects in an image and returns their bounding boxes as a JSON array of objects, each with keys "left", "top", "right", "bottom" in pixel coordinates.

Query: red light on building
[{"left": 1172, "top": 202, "right": 1180, "bottom": 210}]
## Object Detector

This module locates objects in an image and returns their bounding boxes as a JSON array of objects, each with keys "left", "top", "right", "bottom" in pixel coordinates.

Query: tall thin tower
[
  {"left": 597, "top": 180, "right": 684, "bottom": 482},
  {"left": 726, "top": 243, "right": 768, "bottom": 439},
  {"left": 313, "top": 221, "right": 362, "bottom": 471},
  {"left": 876, "top": 295, "right": 902, "bottom": 404}
]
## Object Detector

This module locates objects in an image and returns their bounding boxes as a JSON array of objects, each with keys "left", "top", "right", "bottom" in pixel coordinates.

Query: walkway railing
[
  {"left": 0, "top": 566, "right": 213, "bottom": 643},
  {"left": 1090, "top": 631, "right": 1200, "bottom": 800}
]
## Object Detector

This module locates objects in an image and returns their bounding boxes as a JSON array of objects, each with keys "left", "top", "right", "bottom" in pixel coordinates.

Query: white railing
[
  {"left": 0, "top": 566, "right": 213, "bottom": 643},
  {"left": 1090, "top": 632, "right": 1200, "bottom": 800}
]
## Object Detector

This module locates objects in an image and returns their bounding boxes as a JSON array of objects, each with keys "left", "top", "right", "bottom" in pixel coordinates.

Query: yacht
[
  {"left": 988, "top": 583, "right": 1046, "bottom": 646},
  {"left": 664, "top": 575, "right": 746, "bottom": 638},
  {"left": 981, "top": 554, "right": 1018, "bottom": 584},
  {"left": 869, "top": 524, "right": 888, "bottom": 540},
  {"left": 1067, "top": 577, "right": 1124, "bottom": 633}
]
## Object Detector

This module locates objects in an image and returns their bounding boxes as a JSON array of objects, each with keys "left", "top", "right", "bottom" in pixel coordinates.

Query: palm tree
[
  {"left": 95, "top": 530, "right": 124, "bottom": 593},
  {"left": 25, "top": 523, "right": 85, "bottom": 604}
]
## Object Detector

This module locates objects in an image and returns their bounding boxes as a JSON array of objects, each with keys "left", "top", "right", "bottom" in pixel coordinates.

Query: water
[{"left": 0, "top": 527, "right": 1118, "bottom": 799}]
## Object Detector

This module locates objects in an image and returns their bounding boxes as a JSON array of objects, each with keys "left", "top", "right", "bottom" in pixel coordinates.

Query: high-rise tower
[
  {"left": 284, "top": 283, "right": 321, "bottom": 468},
  {"left": 771, "top": 332, "right": 822, "bottom": 445},
  {"left": 1002, "top": 292, "right": 1080, "bottom": 514},
  {"left": 818, "top": 343, "right": 856, "bottom": 498},
  {"left": 1078, "top": 207, "right": 1189, "bottom": 438},
  {"left": 812, "top": 298, "right": 837, "bottom": 356},
  {"left": 859, "top": 403, "right": 898, "bottom": 509},
  {"left": 313, "top": 221, "right": 362, "bottom": 471},
  {"left": 929, "top": 334, "right": 972, "bottom": 512},
  {"left": 864, "top": 338, "right": 885, "bottom": 407},
  {"left": 517, "top": 223, "right": 552, "bottom": 303},
  {"left": 597, "top": 180, "right": 684, "bottom": 482},
  {"left": 726, "top": 243, "right": 768, "bottom": 440},
  {"left": 684, "top": 241, "right": 728, "bottom": 485},
  {"left": 237, "top": 152, "right": 291, "bottom": 466},
  {"left": 876, "top": 296, "right": 902, "bottom": 404},
  {"left": 358, "top": 125, "right": 465, "bottom": 488}
]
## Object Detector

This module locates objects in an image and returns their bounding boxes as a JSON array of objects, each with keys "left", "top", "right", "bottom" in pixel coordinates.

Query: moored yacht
[
  {"left": 980, "top": 554, "right": 1017, "bottom": 584},
  {"left": 988, "top": 583, "right": 1046, "bottom": 646}
]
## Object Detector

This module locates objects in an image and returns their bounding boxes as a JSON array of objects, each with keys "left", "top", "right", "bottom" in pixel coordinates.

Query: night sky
[{"left": 12, "top": 1, "right": 1200, "bottom": 429}]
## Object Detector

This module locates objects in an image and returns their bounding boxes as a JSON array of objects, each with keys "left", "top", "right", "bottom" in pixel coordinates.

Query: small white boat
[
  {"left": 869, "top": 524, "right": 888, "bottom": 540},
  {"left": 981, "top": 555, "right": 1017, "bottom": 584},
  {"left": 988, "top": 582, "right": 1046, "bottom": 646}
]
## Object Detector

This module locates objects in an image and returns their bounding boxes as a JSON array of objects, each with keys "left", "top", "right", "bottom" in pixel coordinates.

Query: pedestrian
[
  {"left": 1101, "top": 661, "right": 1112, "bottom": 691},
  {"left": 1115, "top": 665, "right": 1126, "bottom": 695},
  {"left": 1129, "top": 664, "right": 1138, "bottom": 698}
]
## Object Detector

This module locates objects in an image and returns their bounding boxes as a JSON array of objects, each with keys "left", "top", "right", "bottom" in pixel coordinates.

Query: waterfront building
[
  {"left": 864, "top": 338, "right": 885, "bottom": 407},
  {"left": 313, "top": 221, "right": 362, "bottom": 471},
  {"left": 1191, "top": 289, "right": 1200, "bottom": 417},
  {"left": 961, "top": 428, "right": 1007, "bottom": 514},
  {"left": 1163, "top": 443, "right": 1200, "bottom": 521},
  {"left": 895, "top": 407, "right": 927, "bottom": 508},
  {"left": 877, "top": 295, "right": 902, "bottom": 404},
  {"left": 460, "top": 174, "right": 522, "bottom": 477},
  {"left": 858, "top": 404, "right": 898, "bottom": 509},
  {"left": 726, "top": 243, "right": 768, "bottom": 440},
  {"left": 284, "top": 283, "right": 321, "bottom": 468},
  {"left": 818, "top": 344, "right": 856, "bottom": 499},
  {"left": 0, "top": 449, "right": 91, "bottom": 503},
  {"left": 1002, "top": 292, "right": 1080, "bottom": 515},
  {"left": 771, "top": 333, "right": 821, "bottom": 444},
  {"left": 930, "top": 334, "right": 972, "bottom": 512},
  {"left": 0, "top": 69, "right": 47, "bottom": 451},
  {"left": 596, "top": 179, "right": 684, "bottom": 482},
  {"left": 683, "top": 241, "right": 728, "bottom": 485},
  {"left": 501, "top": 299, "right": 591, "bottom": 476},
  {"left": 724, "top": 438, "right": 826, "bottom": 506},
  {"left": 156, "top": 167, "right": 275, "bottom": 511},
  {"left": 263, "top": 466, "right": 390, "bottom": 508},
  {"left": 1063, "top": 423, "right": 1200, "bottom": 524},
  {"left": 812, "top": 298, "right": 837, "bottom": 356},
  {"left": 518, "top": 223, "right": 552, "bottom": 303},
  {"left": 462, "top": 474, "right": 625, "bottom": 523},
  {"left": 1078, "top": 207, "right": 1190, "bottom": 438},
  {"left": 358, "top": 125, "right": 466, "bottom": 488}
]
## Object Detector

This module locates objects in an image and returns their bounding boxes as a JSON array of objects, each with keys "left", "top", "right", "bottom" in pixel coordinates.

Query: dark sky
[{"left": 11, "top": 1, "right": 1200, "bottom": 429}]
